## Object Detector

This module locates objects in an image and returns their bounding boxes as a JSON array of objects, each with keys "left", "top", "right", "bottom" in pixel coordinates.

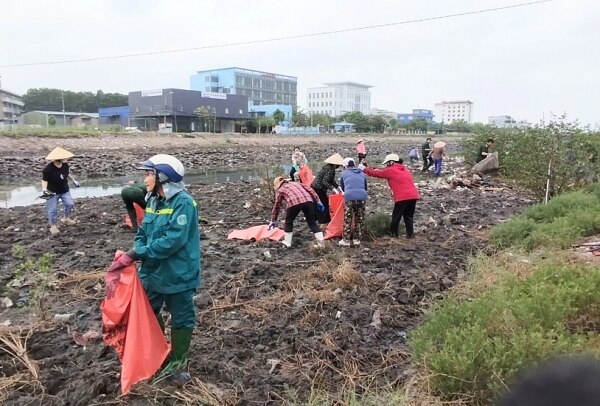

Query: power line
[{"left": 1, "top": 0, "right": 554, "bottom": 69}]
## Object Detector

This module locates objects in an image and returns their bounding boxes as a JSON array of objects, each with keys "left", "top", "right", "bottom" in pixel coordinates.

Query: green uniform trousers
[{"left": 146, "top": 288, "right": 196, "bottom": 330}]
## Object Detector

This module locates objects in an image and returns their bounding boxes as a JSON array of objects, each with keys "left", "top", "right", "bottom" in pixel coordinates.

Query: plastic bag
[
  {"left": 228, "top": 225, "right": 285, "bottom": 241},
  {"left": 123, "top": 203, "right": 145, "bottom": 228},
  {"left": 325, "top": 193, "right": 345, "bottom": 239},
  {"left": 471, "top": 152, "right": 499, "bottom": 174},
  {"left": 101, "top": 251, "right": 170, "bottom": 395}
]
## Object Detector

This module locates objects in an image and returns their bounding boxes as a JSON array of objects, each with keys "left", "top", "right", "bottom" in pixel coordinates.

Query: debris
[
  {"left": 335, "top": 310, "right": 342, "bottom": 319},
  {"left": 370, "top": 309, "right": 382, "bottom": 330},
  {"left": 1, "top": 297, "right": 14, "bottom": 308},
  {"left": 53, "top": 313, "right": 74, "bottom": 323},
  {"left": 267, "top": 358, "right": 281, "bottom": 374},
  {"left": 263, "top": 250, "right": 272, "bottom": 259},
  {"left": 0, "top": 320, "right": 11, "bottom": 327},
  {"left": 71, "top": 330, "right": 101, "bottom": 347},
  {"left": 243, "top": 202, "right": 251, "bottom": 209}
]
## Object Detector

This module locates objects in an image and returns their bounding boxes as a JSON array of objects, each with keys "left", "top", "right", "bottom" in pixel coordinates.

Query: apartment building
[
  {"left": 306, "top": 82, "right": 372, "bottom": 116},
  {"left": 434, "top": 100, "right": 474, "bottom": 123}
]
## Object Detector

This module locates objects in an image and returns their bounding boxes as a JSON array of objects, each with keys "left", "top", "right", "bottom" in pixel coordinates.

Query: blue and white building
[
  {"left": 190, "top": 67, "right": 297, "bottom": 119},
  {"left": 397, "top": 109, "right": 434, "bottom": 124}
]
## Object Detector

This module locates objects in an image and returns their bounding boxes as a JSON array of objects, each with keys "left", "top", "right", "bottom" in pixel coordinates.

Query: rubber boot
[
  {"left": 313, "top": 232, "right": 325, "bottom": 249},
  {"left": 154, "top": 328, "right": 193, "bottom": 383},
  {"left": 127, "top": 209, "right": 138, "bottom": 232},
  {"left": 282, "top": 232, "right": 293, "bottom": 248}
]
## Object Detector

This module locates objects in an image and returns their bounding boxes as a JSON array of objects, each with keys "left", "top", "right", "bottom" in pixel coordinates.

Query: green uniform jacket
[{"left": 133, "top": 190, "right": 201, "bottom": 294}]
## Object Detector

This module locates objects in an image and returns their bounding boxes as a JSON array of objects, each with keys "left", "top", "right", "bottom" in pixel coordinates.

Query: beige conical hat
[
  {"left": 434, "top": 141, "right": 446, "bottom": 149},
  {"left": 45, "top": 147, "right": 74, "bottom": 161},
  {"left": 324, "top": 153, "right": 344, "bottom": 166}
]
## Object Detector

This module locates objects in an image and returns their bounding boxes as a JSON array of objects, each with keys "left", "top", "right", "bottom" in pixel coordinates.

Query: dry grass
[
  {"left": 54, "top": 270, "right": 105, "bottom": 301},
  {"left": 133, "top": 378, "right": 237, "bottom": 405},
  {"left": 0, "top": 328, "right": 41, "bottom": 402}
]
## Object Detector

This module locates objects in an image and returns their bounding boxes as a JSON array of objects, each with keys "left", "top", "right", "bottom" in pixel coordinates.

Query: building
[
  {"left": 0, "top": 88, "right": 24, "bottom": 129},
  {"left": 397, "top": 109, "right": 434, "bottom": 124},
  {"left": 306, "top": 82, "right": 372, "bottom": 116},
  {"left": 20, "top": 111, "right": 98, "bottom": 127},
  {"left": 190, "top": 67, "right": 297, "bottom": 118},
  {"left": 99, "top": 106, "right": 130, "bottom": 128},
  {"left": 370, "top": 108, "right": 397, "bottom": 120},
  {"left": 488, "top": 115, "right": 531, "bottom": 128},
  {"left": 128, "top": 88, "right": 248, "bottom": 133},
  {"left": 434, "top": 100, "right": 474, "bottom": 123}
]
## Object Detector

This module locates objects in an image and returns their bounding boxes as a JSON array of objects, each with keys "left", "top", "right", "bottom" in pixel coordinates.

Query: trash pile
[{"left": 574, "top": 240, "right": 600, "bottom": 257}]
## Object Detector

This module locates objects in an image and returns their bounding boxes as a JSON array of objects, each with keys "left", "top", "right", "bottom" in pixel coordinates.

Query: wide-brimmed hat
[
  {"left": 342, "top": 157, "right": 355, "bottom": 167},
  {"left": 45, "top": 147, "right": 74, "bottom": 161},
  {"left": 273, "top": 176, "right": 287, "bottom": 191},
  {"left": 357, "top": 139, "right": 364, "bottom": 144},
  {"left": 382, "top": 153, "right": 400, "bottom": 165},
  {"left": 434, "top": 141, "right": 446, "bottom": 148},
  {"left": 324, "top": 153, "right": 344, "bottom": 166}
]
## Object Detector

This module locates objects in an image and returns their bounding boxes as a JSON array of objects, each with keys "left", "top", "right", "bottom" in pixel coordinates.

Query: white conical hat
[
  {"left": 434, "top": 141, "right": 447, "bottom": 148},
  {"left": 45, "top": 147, "right": 74, "bottom": 161},
  {"left": 324, "top": 153, "right": 344, "bottom": 166}
]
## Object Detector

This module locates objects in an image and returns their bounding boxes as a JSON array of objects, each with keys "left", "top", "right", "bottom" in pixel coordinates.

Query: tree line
[{"left": 22, "top": 88, "right": 128, "bottom": 113}]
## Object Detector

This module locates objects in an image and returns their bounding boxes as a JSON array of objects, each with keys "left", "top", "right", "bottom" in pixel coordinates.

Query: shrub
[
  {"left": 364, "top": 213, "right": 393, "bottom": 239},
  {"left": 410, "top": 254, "right": 600, "bottom": 403}
]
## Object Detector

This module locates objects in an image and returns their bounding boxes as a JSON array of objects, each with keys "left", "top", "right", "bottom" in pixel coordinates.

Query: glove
[
  {"left": 316, "top": 202, "right": 325, "bottom": 212},
  {"left": 105, "top": 251, "right": 137, "bottom": 298},
  {"left": 336, "top": 187, "right": 344, "bottom": 195},
  {"left": 358, "top": 163, "right": 366, "bottom": 170},
  {"left": 73, "top": 180, "right": 80, "bottom": 188},
  {"left": 268, "top": 221, "right": 277, "bottom": 231}
]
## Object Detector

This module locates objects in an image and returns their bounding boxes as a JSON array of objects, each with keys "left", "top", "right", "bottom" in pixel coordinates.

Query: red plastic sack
[
  {"left": 101, "top": 251, "right": 170, "bottom": 395},
  {"left": 325, "top": 193, "right": 345, "bottom": 239},
  {"left": 123, "top": 203, "right": 145, "bottom": 228},
  {"left": 298, "top": 165, "right": 315, "bottom": 185},
  {"left": 227, "top": 225, "right": 285, "bottom": 241}
]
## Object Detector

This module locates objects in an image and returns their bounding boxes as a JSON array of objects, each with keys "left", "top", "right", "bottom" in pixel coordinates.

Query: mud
[{"left": 0, "top": 136, "right": 532, "bottom": 405}]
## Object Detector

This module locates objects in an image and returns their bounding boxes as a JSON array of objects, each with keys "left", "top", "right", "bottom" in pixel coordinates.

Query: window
[
  {"left": 239, "top": 109, "right": 243, "bottom": 114},
  {"left": 225, "top": 108, "right": 229, "bottom": 114}
]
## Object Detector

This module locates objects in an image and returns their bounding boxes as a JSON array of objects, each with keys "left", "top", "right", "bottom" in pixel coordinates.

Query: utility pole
[{"left": 61, "top": 90, "right": 66, "bottom": 126}]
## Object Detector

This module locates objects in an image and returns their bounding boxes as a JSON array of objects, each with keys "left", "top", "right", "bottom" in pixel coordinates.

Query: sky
[{"left": 1, "top": 0, "right": 598, "bottom": 126}]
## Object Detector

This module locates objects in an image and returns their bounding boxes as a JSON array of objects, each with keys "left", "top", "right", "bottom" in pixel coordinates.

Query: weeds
[
  {"left": 364, "top": 213, "right": 394, "bottom": 240},
  {"left": 0, "top": 328, "right": 41, "bottom": 403}
]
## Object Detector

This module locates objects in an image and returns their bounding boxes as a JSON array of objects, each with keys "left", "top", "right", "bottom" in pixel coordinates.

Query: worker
[
  {"left": 41, "top": 147, "right": 80, "bottom": 235},
  {"left": 431, "top": 141, "right": 447, "bottom": 177},
  {"left": 339, "top": 157, "right": 368, "bottom": 246},
  {"left": 121, "top": 181, "right": 148, "bottom": 231},
  {"left": 311, "top": 153, "right": 344, "bottom": 226},
  {"left": 356, "top": 139, "right": 367, "bottom": 163},
  {"left": 289, "top": 146, "right": 308, "bottom": 181},
  {"left": 421, "top": 137, "right": 433, "bottom": 171},
  {"left": 269, "top": 176, "right": 325, "bottom": 248},
  {"left": 106, "top": 154, "right": 200, "bottom": 382},
  {"left": 362, "top": 154, "right": 420, "bottom": 238},
  {"left": 476, "top": 138, "right": 495, "bottom": 163}
]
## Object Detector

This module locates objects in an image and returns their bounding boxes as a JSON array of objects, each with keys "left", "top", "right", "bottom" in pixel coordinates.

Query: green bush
[
  {"left": 410, "top": 255, "right": 600, "bottom": 403},
  {"left": 364, "top": 213, "right": 394, "bottom": 239},
  {"left": 490, "top": 188, "right": 600, "bottom": 250}
]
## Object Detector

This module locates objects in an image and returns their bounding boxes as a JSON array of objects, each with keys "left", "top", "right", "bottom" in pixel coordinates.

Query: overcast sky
[{"left": 1, "top": 0, "right": 598, "bottom": 125}]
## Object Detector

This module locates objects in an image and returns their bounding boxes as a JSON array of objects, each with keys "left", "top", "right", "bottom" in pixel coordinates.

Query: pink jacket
[
  {"left": 356, "top": 143, "right": 366, "bottom": 154},
  {"left": 363, "top": 163, "right": 420, "bottom": 202}
]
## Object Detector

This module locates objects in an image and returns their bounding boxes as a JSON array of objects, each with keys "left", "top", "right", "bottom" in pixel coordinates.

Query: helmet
[
  {"left": 342, "top": 157, "right": 355, "bottom": 167},
  {"left": 137, "top": 154, "right": 185, "bottom": 183},
  {"left": 382, "top": 154, "right": 400, "bottom": 165}
]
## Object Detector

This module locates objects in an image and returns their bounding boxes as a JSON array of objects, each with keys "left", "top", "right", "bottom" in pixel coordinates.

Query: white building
[
  {"left": 370, "top": 108, "right": 397, "bottom": 120},
  {"left": 0, "top": 87, "right": 24, "bottom": 129},
  {"left": 306, "top": 82, "right": 372, "bottom": 116},
  {"left": 488, "top": 115, "right": 516, "bottom": 128},
  {"left": 434, "top": 100, "right": 474, "bottom": 123}
]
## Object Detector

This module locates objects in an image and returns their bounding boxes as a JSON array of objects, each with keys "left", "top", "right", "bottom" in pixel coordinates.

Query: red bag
[
  {"left": 101, "top": 251, "right": 170, "bottom": 394},
  {"left": 298, "top": 165, "right": 315, "bottom": 185},
  {"left": 325, "top": 193, "right": 345, "bottom": 239},
  {"left": 123, "top": 203, "right": 145, "bottom": 228}
]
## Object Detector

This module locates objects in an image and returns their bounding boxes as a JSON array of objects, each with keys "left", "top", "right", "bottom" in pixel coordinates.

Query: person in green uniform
[
  {"left": 421, "top": 137, "right": 433, "bottom": 172},
  {"left": 121, "top": 181, "right": 148, "bottom": 231},
  {"left": 476, "top": 138, "right": 495, "bottom": 163},
  {"left": 106, "top": 154, "right": 200, "bottom": 383}
]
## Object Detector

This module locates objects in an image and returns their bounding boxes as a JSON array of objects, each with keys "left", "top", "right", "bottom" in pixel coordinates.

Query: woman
[
  {"left": 289, "top": 146, "right": 307, "bottom": 181},
  {"left": 41, "top": 147, "right": 80, "bottom": 235},
  {"left": 430, "top": 141, "right": 446, "bottom": 177},
  {"left": 339, "top": 158, "right": 368, "bottom": 246},
  {"left": 356, "top": 139, "right": 367, "bottom": 163},
  {"left": 311, "top": 153, "right": 344, "bottom": 225}
]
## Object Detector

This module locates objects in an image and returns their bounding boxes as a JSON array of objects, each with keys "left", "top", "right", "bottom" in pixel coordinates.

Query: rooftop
[
  {"left": 323, "top": 82, "right": 373, "bottom": 88},
  {"left": 194, "top": 67, "right": 297, "bottom": 80},
  {"left": 27, "top": 111, "right": 99, "bottom": 118}
]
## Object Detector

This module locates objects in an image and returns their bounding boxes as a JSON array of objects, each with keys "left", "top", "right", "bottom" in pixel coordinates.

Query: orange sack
[
  {"left": 325, "top": 193, "right": 345, "bottom": 239},
  {"left": 228, "top": 224, "right": 285, "bottom": 241},
  {"left": 298, "top": 165, "right": 315, "bottom": 185},
  {"left": 123, "top": 203, "right": 145, "bottom": 228},
  {"left": 101, "top": 251, "right": 170, "bottom": 395}
]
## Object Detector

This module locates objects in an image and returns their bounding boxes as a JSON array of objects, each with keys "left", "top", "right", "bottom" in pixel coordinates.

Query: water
[{"left": 0, "top": 169, "right": 268, "bottom": 208}]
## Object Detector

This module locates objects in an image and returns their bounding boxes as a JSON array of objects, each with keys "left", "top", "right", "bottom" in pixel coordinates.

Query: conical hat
[
  {"left": 273, "top": 176, "right": 287, "bottom": 191},
  {"left": 324, "top": 153, "right": 344, "bottom": 166},
  {"left": 45, "top": 147, "right": 74, "bottom": 161},
  {"left": 434, "top": 141, "right": 446, "bottom": 149}
]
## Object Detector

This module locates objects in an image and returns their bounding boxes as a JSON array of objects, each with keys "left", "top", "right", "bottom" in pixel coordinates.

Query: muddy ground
[{"left": 0, "top": 136, "right": 532, "bottom": 405}]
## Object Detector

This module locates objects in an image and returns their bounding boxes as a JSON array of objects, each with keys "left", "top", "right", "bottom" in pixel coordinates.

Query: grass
[{"left": 364, "top": 213, "right": 394, "bottom": 240}]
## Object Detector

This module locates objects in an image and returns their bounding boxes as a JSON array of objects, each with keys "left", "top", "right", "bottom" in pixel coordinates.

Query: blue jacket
[
  {"left": 134, "top": 190, "right": 201, "bottom": 294},
  {"left": 340, "top": 168, "right": 368, "bottom": 202}
]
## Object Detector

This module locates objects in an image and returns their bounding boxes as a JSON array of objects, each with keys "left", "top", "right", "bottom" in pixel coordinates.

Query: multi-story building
[
  {"left": 306, "top": 82, "right": 372, "bottom": 117},
  {"left": 434, "top": 100, "right": 474, "bottom": 123},
  {"left": 190, "top": 67, "right": 297, "bottom": 118},
  {"left": 0, "top": 88, "right": 24, "bottom": 129},
  {"left": 488, "top": 115, "right": 516, "bottom": 128},
  {"left": 397, "top": 109, "right": 434, "bottom": 124},
  {"left": 370, "top": 108, "right": 397, "bottom": 120}
]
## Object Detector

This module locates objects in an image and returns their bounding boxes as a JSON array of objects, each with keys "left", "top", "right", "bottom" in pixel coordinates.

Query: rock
[
  {"left": 263, "top": 250, "right": 271, "bottom": 259},
  {"left": 441, "top": 215, "right": 452, "bottom": 227},
  {"left": 1, "top": 297, "right": 13, "bottom": 308},
  {"left": 0, "top": 320, "right": 11, "bottom": 327}
]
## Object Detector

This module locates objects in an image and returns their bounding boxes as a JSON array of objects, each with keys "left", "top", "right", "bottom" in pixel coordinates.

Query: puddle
[{"left": 0, "top": 168, "right": 275, "bottom": 208}]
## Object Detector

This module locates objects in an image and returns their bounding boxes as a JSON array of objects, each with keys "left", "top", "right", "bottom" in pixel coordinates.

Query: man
[
  {"left": 476, "top": 138, "right": 495, "bottom": 163},
  {"left": 269, "top": 176, "right": 325, "bottom": 248},
  {"left": 339, "top": 158, "right": 368, "bottom": 246},
  {"left": 41, "top": 147, "right": 80, "bottom": 235},
  {"left": 421, "top": 137, "right": 433, "bottom": 171},
  {"left": 121, "top": 181, "right": 148, "bottom": 232},
  {"left": 362, "top": 154, "right": 420, "bottom": 238},
  {"left": 106, "top": 154, "right": 200, "bottom": 382}
]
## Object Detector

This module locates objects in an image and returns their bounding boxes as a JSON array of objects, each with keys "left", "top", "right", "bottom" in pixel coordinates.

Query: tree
[
  {"left": 194, "top": 106, "right": 211, "bottom": 132},
  {"left": 293, "top": 111, "right": 309, "bottom": 127},
  {"left": 272, "top": 109, "right": 285, "bottom": 124},
  {"left": 47, "top": 115, "right": 56, "bottom": 126},
  {"left": 22, "top": 88, "right": 128, "bottom": 112},
  {"left": 407, "top": 118, "right": 428, "bottom": 132}
]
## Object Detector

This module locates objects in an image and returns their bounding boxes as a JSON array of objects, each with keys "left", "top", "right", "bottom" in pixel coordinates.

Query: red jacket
[{"left": 363, "top": 163, "right": 420, "bottom": 202}]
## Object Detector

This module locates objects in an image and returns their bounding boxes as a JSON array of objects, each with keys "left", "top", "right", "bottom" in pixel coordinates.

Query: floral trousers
[{"left": 343, "top": 200, "right": 366, "bottom": 241}]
